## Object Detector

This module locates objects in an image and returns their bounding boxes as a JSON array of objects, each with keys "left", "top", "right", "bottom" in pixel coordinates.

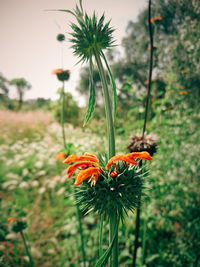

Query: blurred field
[{"left": 0, "top": 110, "right": 53, "bottom": 144}]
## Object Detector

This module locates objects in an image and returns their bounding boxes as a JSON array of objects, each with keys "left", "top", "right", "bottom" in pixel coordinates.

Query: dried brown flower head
[{"left": 127, "top": 134, "right": 158, "bottom": 156}]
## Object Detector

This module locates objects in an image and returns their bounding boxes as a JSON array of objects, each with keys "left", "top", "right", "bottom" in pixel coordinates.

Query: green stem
[
  {"left": 75, "top": 196, "right": 86, "bottom": 267},
  {"left": 109, "top": 213, "right": 119, "bottom": 267},
  {"left": 94, "top": 50, "right": 115, "bottom": 159},
  {"left": 99, "top": 214, "right": 104, "bottom": 257},
  {"left": 61, "top": 82, "right": 66, "bottom": 148},
  {"left": 20, "top": 230, "right": 34, "bottom": 267},
  {"left": 141, "top": 212, "right": 147, "bottom": 264},
  {"left": 132, "top": 207, "right": 141, "bottom": 267},
  {"left": 94, "top": 50, "right": 117, "bottom": 266},
  {"left": 142, "top": 0, "right": 154, "bottom": 138}
]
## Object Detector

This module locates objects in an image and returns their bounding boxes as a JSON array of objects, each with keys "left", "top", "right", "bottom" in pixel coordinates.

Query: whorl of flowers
[
  {"left": 127, "top": 134, "right": 158, "bottom": 156},
  {"left": 52, "top": 68, "right": 70, "bottom": 82},
  {"left": 64, "top": 151, "right": 152, "bottom": 218}
]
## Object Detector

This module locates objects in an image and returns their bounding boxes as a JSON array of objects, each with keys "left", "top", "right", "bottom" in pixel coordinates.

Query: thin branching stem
[
  {"left": 142, "top": 0, "right": 154, "bottom": 138},
  {"left": 61, "top": 82, "right": 66, "bottom": 148},
  {"left": 132, "top": 1, "right": 154, "bottom": 265}
]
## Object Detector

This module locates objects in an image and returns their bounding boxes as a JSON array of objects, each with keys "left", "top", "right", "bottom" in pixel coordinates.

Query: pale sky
[{"left": 0, "top": 0, "right": 146, "bottom": 105}]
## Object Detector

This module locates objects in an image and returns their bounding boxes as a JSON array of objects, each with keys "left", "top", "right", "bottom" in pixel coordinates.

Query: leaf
[
  {"left": 57, "top": 9, "right": 76, "bottom": 17},
  {"left": 94, "top": 217, "right": 119, "bottom": 267},
  {"left": 101, "top": 51, "right": 117, "bottom": 118},
  {"left": 83, "top": 57, "right": 96, "bottom": 126}
]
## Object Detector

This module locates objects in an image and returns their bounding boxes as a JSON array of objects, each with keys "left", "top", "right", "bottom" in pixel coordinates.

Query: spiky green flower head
[
  {"left": 74, "top": 162, "right": 148, "bottom": 220},
  {"left": 60, "top": 0, "right": 115, "bottom": 62}
]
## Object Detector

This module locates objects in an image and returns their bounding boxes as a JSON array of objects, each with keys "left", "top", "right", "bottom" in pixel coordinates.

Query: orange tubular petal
[
  {"left": 84, "top": 152, "right": 98, "bottom": 160},
  {"left": 52, "top": 68, "right": 63, "bottom": 74},
  {"left": 106, "top": 155, "right": 128, "bottom": 169},
  {"left": 74, "top": 167, "right": 102, "bottom": 186},
  {"left": 124, "top": 159, "right": 138, "bottom": 165},
  {"left": 66, "top": 161, "right": 99, "bottom": 178},
  {"left": 127, "top": 151, "right": 153, "bottom": 160},
  {"left": 63, "top": 154, "right": 99, "bottom": 164}
]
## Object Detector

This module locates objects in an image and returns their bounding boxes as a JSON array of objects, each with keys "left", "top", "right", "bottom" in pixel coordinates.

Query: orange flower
[
  {"left": 63, "top": 153, "right": 101, "bottom": 186},
  {"left": 144, "top": 77, "right": 157, "bottom": 85},
  {"left": 179, "top": 91, "right": 188, "bottom": 95},
  {"left": 150, "top": 15, "right": 163, "bottom": 23},
  {"left": 127, "top": 151, "right": 153, "bottom": 160},
  {"left": 180, "top": 69, "right": 189, "bottom": 74},
  {"left": 110, "top": 171, "right": 118, "bottom": 178},
  {"left": 66, "top": 161, "right": 99, "bottom": 178},
  {"left": 106, "top": 151, "right": 153, "bottom": 169},
  {"left": 74, "top": 167, "right": 102, "bottom": 186},
  {"left": 63, "top": 154, "right": 99, "bottom": 164},
  {"left": 52, "top": 68, "right": 63, "bottom": 74},
  {"left": 55, "top": 152, "right": 67, "bottom": 161},
  {"left": 8, "top": 217, "right": 16, "bottom": 222}
]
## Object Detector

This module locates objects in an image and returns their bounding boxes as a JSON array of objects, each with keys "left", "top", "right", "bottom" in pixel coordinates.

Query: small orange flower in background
[
  {"left": 8, "top": 217, "right": 16, "bottom": 222},
  {"left": 180, "top": 69, "right": 189, "bottom": 74},
  {"left": 144, "top": 77, "right": 157, "bottom": 85},
  {"left": 52, "top": 68, "right": 70, "bottom": 81},
  {"left": 55, "top": 152, "right": 67, "bottom": 161},
  {"left": 147, "top": 45, "right": 157, "bottom": 51},
  {"left": 150, "top": 15, "right": 163, "bottom": 23},
  {"left": 52, "top": 68, "right": 63, "bottom": 74},
  {"left": 179, "top": 91, "right": 188, "bottom": 95}
]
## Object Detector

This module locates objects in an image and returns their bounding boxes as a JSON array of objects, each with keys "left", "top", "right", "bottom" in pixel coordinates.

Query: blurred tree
[
  {"left": 10, "top": 78, "right": 31, "bottom": 110},
  {"left": 0, "top": 73, "right": 9, "bottom": 96},
  {"left": 0, "top": 73, "right": 13, "bottom": 109}
]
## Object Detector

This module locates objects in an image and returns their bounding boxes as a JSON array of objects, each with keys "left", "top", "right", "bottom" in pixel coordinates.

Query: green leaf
[
  {"left": 83, "top": 57, "right": 96, "bottom": 126},
  {"left": 94, "top": 217, "right": 119, "bottom": 267},
  {"left": 101, "top": 51, "right": 117, "bottom": 118},
  {"left": 57, "top": 9, "right": 76, "bottom": 17}
]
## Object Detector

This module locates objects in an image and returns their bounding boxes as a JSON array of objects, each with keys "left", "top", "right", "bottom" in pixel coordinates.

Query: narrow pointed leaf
[
  {"left": 58, "top": 9, "right": 76, "bottom": 16},
  {"left": 83, "top": 58, "right": 96, "bottom": 126}
]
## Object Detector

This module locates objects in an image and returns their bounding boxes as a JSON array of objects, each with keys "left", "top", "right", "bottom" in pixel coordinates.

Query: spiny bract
[{"left": 64, "top": 1, "right": 115, "bottom": 62}]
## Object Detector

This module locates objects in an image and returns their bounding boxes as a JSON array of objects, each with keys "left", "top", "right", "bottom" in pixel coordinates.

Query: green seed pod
[
  {"left": 12, "top": 221, "right": 27, "bottom": 233},
  {"left": 57, "top": 33, "right": 65, "bottom": 42},
  {"left": 56, "top": 70, "right": 70, "bottom": 81}
]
